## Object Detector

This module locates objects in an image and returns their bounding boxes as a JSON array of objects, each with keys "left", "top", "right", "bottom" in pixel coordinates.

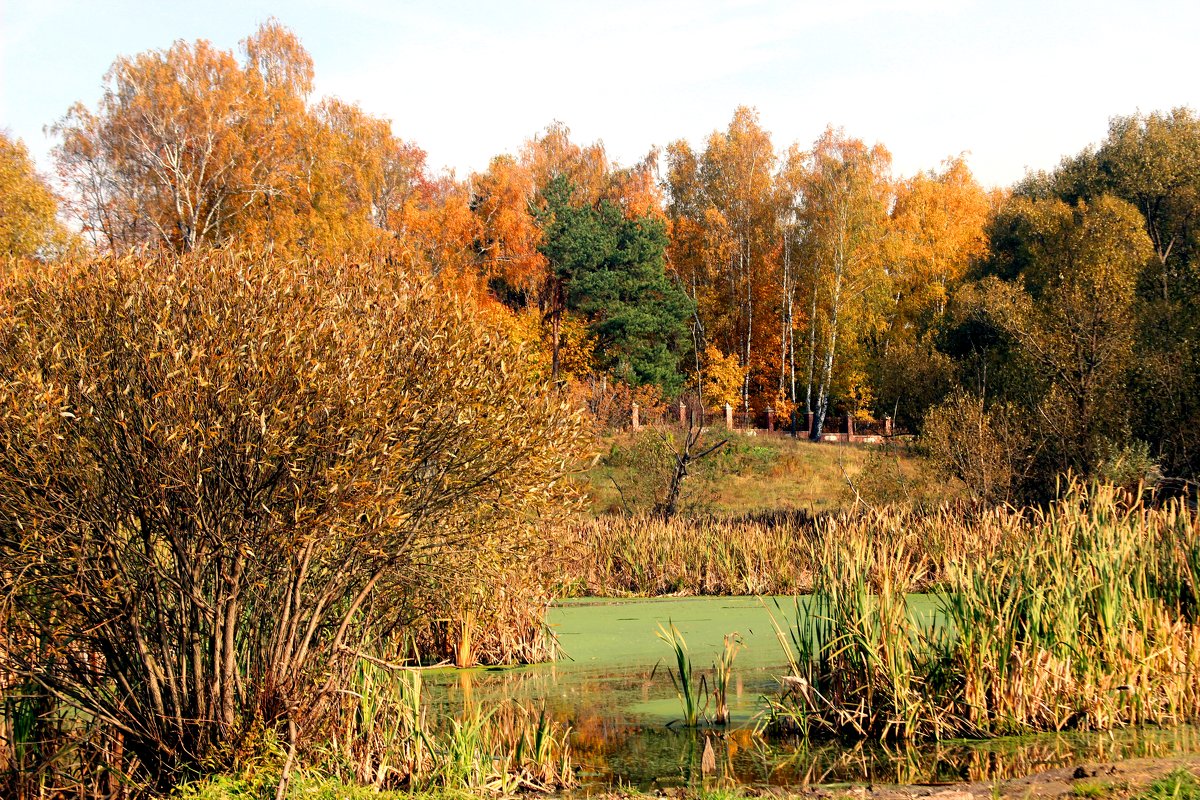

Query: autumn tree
[
  {"left": 54, "top": 35, "right": 261, "bottom": 251},
  {"left": 52, "top": 21, "right": 415, "bottom": 258},
  {"left": 873, "top": 156, "right": 992, "bottom": 428},
  {"left": 473, "top": 123, "right": 675, "bottom": 386},
  {"left": 537, "top": 175, "right": 692, "bottom": 391},
  {"left": 934, "top": 192, "right": 1156, "bottom": 499},
  {"left": 795, "top": 127, "right": 892, "bottom": 439},
  {"left": 0, "top": 132, "right": 66, "bottom": 258},
  {"left": 992, "top": 196, "right": 1151, "bottom": 472},
  {"left": 665, "top": 107, "right": 783, "bottom": 413},
  {"left": 1030, "top": 109, "right": 1200, "bottom": 476}
]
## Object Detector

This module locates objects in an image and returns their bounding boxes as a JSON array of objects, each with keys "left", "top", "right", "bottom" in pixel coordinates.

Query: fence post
[
  {"left": 724, "top": 402, "right": 733, "bottom": 431},
  {"left": 805, "top": 411, "right": 814, "bottom": 437},
  {"left": 885, "top": 415, "right": 893, "bottom": 437},
  {"left": 631, "top": 402, "right": 640, "bottom": 431},
  {"left": 846, "top": 413, "right": 855, "bottom": 437},
  {"left": 678, "top": 400, "right": 687, "bottom": 427},
  {"left": 767, "top": 406, "right": 775, "bottom": 433}
]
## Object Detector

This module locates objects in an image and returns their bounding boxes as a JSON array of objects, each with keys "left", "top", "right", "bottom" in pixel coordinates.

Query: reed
[
  {"left": 321, "top": 657, "right": 574, "bottom": 793},
  {"left": 655, "top": 621, "right": 708, "bottom": 727},
  {"left": 765, "top": 483, "right": 1200, "bottom": 742},
  {"left": 563, "top": 503, "right": 993, "bottom": 598},
  {"left": 712, "top": 633, "right": 744, "bottom": 725}
]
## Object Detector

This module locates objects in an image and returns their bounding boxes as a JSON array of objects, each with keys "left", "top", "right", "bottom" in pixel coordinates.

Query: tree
[
  {"left": 538, "top": 175, "right": 693, "bottom": 392},
  {"left": 665, "top": 107, "right": 784, "bottom": 414},
  {"left": 0, "top": 133, "right": 66, "bottom": 258},
  {"left": 52, "top": 21, "right": 409, "bottom": 258},
  {"left": 54, "top": 36, "right": 260, "bottom": 252},
  {"left": 872, "top": 157, "right": 991, "bottom": 427},
  {"left": 1030, "top": 109, "right": 1200, "bottom": 476},
  {"left": 796, "top": 127, "right": 892, "bottom": 439},
  {"left": 962, "top": 194, "right": 1154, "bottom": 494},
  {"left": 886, "top": 157, "right": 992, "bottom": 329},
  {"left": 1094, "top": 109, "right": 1200, "bottom": 303},
  {"left": 0, "top": 252, "right": 586, "bottom": 791}
]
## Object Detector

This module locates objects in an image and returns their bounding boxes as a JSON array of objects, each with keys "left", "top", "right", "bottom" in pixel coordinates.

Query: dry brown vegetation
[
  {"left": 0, "top": 252, "right": 586, "bottom": 795},
  {"left": 767, "top": 484, "right": 1200, "bottom": 742}
]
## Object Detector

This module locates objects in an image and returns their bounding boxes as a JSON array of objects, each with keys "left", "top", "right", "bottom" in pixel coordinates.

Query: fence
[{"left": 628, "top": 401, "right": 896, "bottom": 443}]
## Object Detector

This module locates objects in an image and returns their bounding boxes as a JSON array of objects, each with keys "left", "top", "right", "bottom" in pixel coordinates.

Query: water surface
[{"left": 428, "top": 596, "right": 1200, "bottom": 789}]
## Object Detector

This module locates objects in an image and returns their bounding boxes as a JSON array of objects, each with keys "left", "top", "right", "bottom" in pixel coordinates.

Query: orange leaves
[
  {"left": 665, "top": 107, "right": 783, "bottom": 406},
  {"left": 471, "top": 154, "right": 547, "bottom": 296},
  {"left": 52, "top": 21, "right": 430, "bottom": 261}
]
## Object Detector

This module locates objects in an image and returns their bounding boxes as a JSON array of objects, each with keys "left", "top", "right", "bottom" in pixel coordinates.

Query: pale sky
[{"left": 2, "top": 0, "right": 1198, "bottom": 191}]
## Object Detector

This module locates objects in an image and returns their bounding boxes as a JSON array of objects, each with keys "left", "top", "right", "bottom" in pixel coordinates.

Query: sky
[{"left": 2, "top": 0, "right": 1199, "bottom": 191}]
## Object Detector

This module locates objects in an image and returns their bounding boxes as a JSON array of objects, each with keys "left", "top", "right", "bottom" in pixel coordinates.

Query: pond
[{"left": 428, "top": 596, "right": 1200, "bottom": 789}]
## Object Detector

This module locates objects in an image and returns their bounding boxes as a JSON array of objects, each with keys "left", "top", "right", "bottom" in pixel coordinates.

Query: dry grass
[
  {"left": 583, "top": 429, "right": 945, "bottom": 515},
  {"left": 765, "top": 483, "right": 1200, "bottom": 741},
  {"left": 559, "top": 500, "right": 994, "bottom": 598}
]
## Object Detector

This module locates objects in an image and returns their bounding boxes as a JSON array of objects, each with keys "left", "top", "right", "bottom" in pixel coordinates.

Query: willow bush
[{"left": 0, "top": 252, "right": 586, "bottom": 794}]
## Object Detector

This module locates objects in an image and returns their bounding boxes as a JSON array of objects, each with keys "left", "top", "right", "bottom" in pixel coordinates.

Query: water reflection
[
  {"left": 425, "top": 597, "right": 1200, "bottom": 789},
  {"left": 568, "top": 724, "right": 1200, "bottom": 789}
]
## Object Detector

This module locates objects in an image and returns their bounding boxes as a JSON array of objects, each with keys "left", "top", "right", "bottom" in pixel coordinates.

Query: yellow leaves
[
  {"left": 701, "top": 345, "right": 745, "bottom": 409},
  {"left": 888, "top": 156, "right": 990, "bottom": 322},
  {"left": 0, "top": 132, "right": 66, "bottom": 258}
]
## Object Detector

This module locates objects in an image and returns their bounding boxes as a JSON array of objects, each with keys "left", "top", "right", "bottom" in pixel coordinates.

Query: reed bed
[
  {"left": 562, "top": 504, "right": 998, "bottom": 597},
  {"left": 765, "top": 483, "right": 1200, "bottom": 742}
]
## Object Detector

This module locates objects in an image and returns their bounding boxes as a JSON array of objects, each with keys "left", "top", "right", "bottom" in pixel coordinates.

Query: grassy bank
[
  {"left": 565, "top": 430, "right": 967, "bottom": 597},
  {"left": 585, "top": 428, "right": 956, "bottom": 517}
]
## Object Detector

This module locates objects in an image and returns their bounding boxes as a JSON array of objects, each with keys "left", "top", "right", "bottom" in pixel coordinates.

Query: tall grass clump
[
  {"left": 764, "top": 517, "right": 952, "bottom": 740},
  {"left": 655, "top": 621, "right": 707, "bottom": 727},
  {"left": 320, "top": 658, "right": 575, "bottom": 793},
  {"left": 568, "top": 514, "right": 816, "bottom": 596},
  {"left": 946, "top": 483, "right": 1200, "bottom": 735},
  {"left": 767, "top": 483, "right": 1200, "bottom": 741}
]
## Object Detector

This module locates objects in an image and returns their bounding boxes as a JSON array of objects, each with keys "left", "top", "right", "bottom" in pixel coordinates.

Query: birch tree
[{"left": 798, "top": 127, "right": 891, "bottom": 438}]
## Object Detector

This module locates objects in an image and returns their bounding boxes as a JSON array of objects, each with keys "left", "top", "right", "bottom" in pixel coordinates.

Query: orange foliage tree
[{"left": 665, "top": 107, "right": 784, "bottom": 413}]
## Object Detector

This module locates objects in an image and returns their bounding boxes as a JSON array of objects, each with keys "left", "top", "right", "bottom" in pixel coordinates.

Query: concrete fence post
[
  {"left": 631, "top": 402, "right": 640, "bottom": 431},
  {"left": 806, "top": 411, "right": 814, "bottom": 436},
  {"left": 846, "top": 414, "right": 855, "bottom": 437},
  {"left": 724, "top": 402, "right": 733, "bottom": 431},
  {"left": 885, "top": 415, "right": 893, "bottom": 437},
  {"left": 678, "top": 400, "right": 687, "bottom": 427},
  {"left": 767, "top": 406, "right": 775, "bottom": 433}
]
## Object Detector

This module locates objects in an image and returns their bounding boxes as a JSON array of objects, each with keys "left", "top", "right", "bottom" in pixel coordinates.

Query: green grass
[
  {"left": 585, "top": 429, "right": 924, "bottom": 517},
  {"left": 1074, "top": 780, "right": 1115, "bottom": 798},
  {"left": 1139, "top": 769, "right": 1200, "bottom": 800},
  {"left": 655, "top": 620, "right": 707, "bottom": 727}
]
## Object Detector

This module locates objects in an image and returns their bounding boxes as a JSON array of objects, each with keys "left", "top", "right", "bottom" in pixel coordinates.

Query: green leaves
[{"left": 537, "top": 175, "right": 694, "bottom": 392}]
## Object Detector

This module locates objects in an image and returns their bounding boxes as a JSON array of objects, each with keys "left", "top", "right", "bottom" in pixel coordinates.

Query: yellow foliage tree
[
  {"left": 0, "top": 132, "right": 65, "bottom": 258},
  {"left": 702, "top": 345, "right": 747, "bottom": 409}
]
